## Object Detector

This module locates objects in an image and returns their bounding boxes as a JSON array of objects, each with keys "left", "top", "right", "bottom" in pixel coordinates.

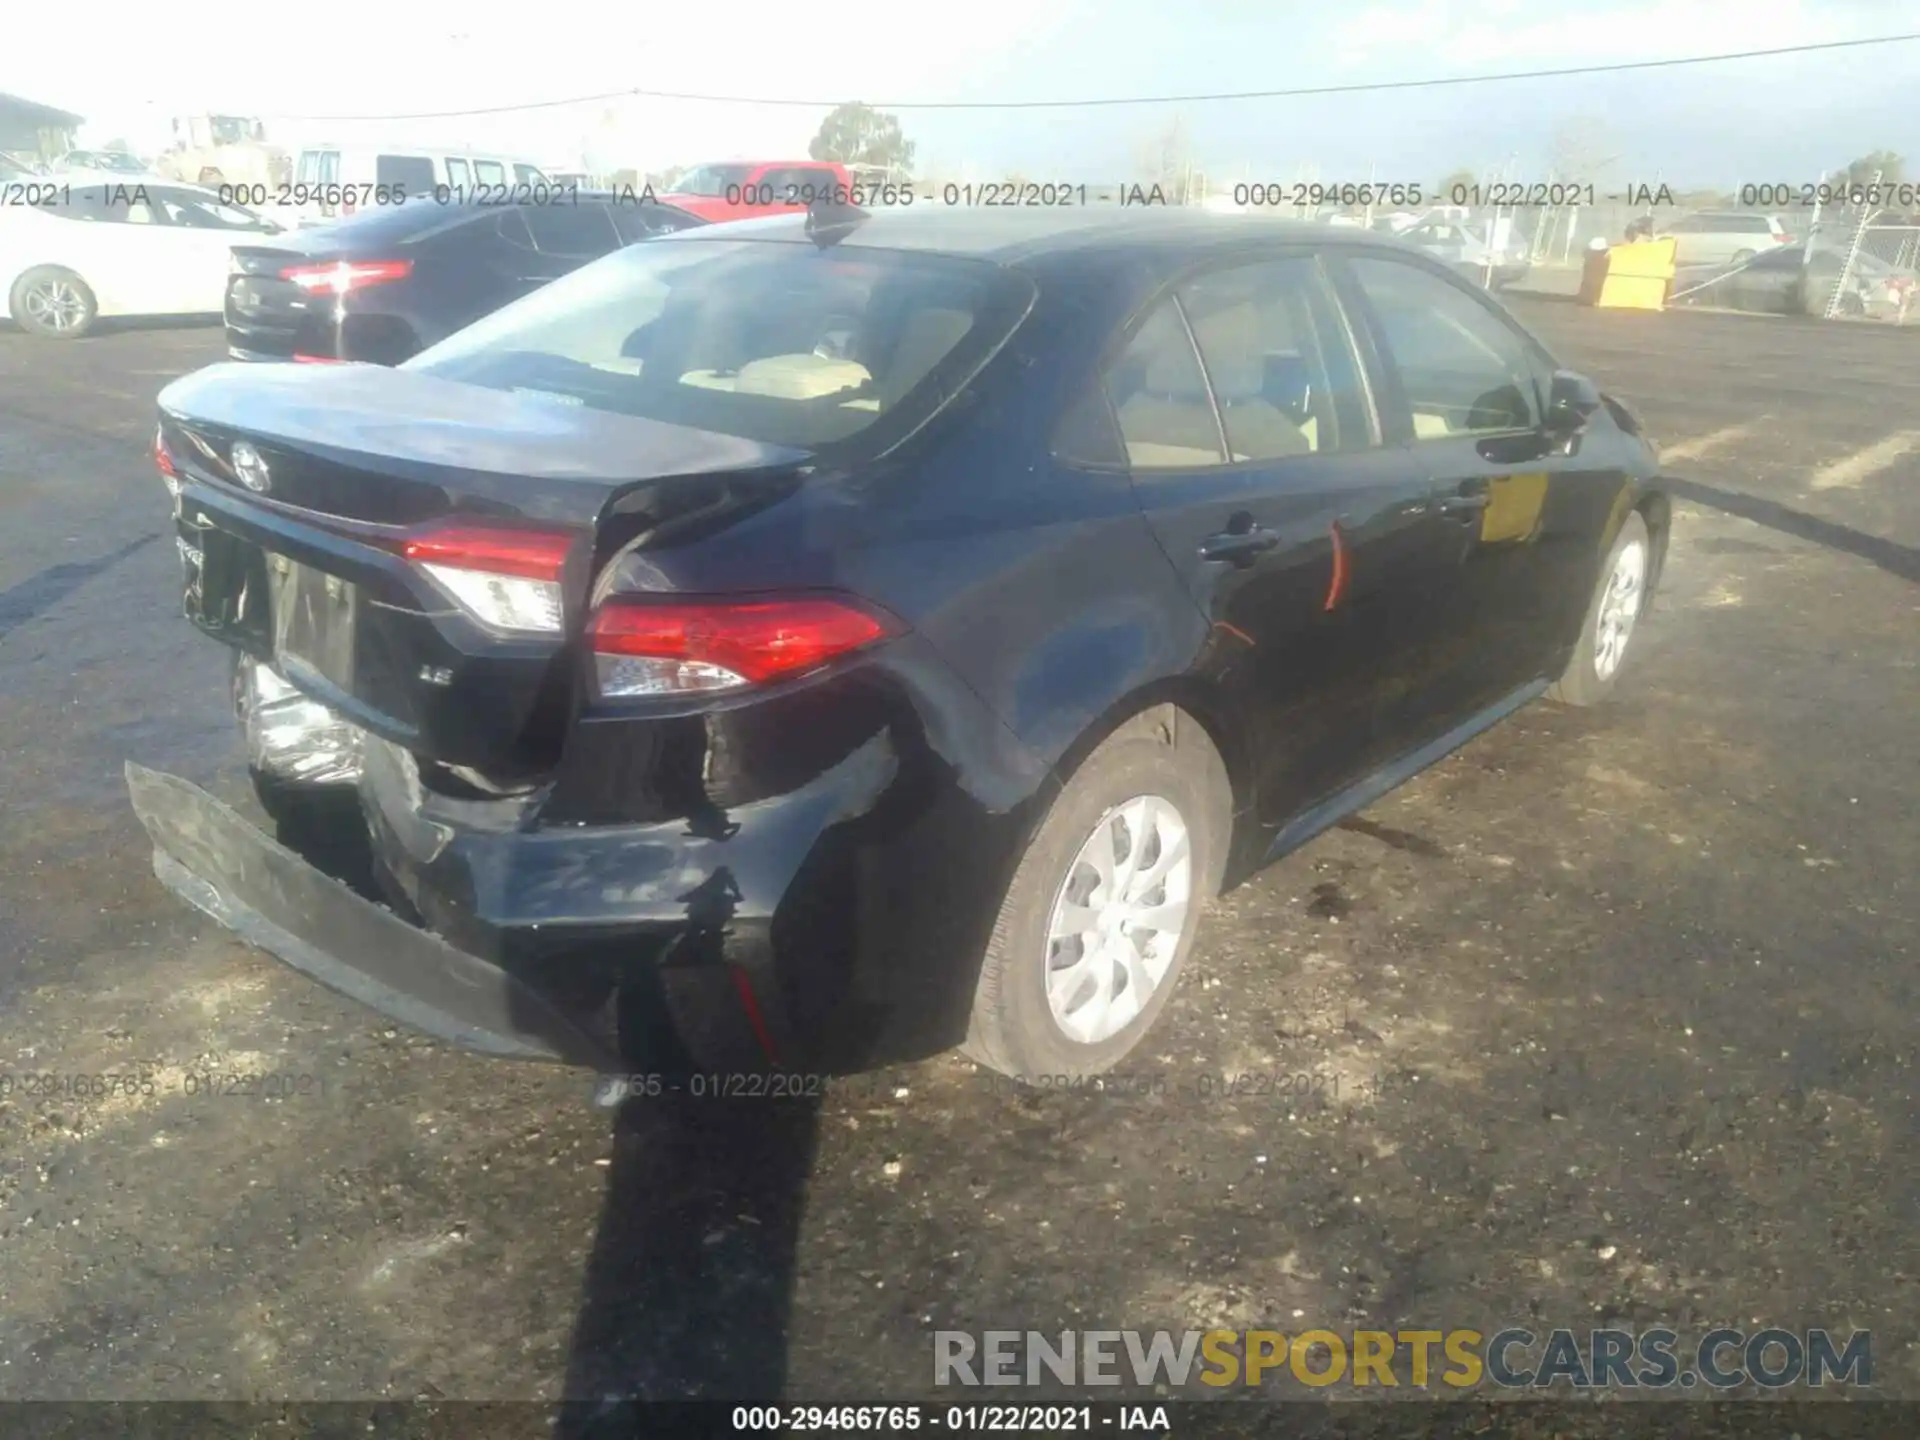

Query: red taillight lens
[
  {"left": 399, "top": 524, "right": 576, "bottom": 633},
  {"left": 154, "top": 424, "right": 177, "bottom": 479},
  {"left": 279, "top": 259, "right": 412, "bottom": 296},
  {"left": 292, "top": 353, "right": 342, "bottom": 364},
  {"left": 589, "top": 596, "right": 899, "bottom": 697}
]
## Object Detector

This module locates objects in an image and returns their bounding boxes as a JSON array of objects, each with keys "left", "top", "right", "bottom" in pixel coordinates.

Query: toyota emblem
[{"left": 230, "top": 441, "right": 271, "bottom": 493}]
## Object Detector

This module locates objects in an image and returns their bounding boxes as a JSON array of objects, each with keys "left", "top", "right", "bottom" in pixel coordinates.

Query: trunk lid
[{"left": 159, "top": 363, "right": 811, "bottom": 781}]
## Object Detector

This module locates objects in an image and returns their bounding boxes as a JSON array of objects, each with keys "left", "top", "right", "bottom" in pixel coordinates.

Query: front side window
[
  {"left": 472, "top": 159, "right": 507, "bottom": 186},
  {"left": 520, "top": 203, "right": 619, "bottom": 256},
  {"left": 407, "top": 239, "right": 1033, "bottom": 455},
  {"left": 1347, "top": 255, "right": 1543, "bottom": 438}
]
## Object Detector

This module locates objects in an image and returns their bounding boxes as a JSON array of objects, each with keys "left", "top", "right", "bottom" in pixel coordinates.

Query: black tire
[
  {"left": 1549, "top": 510, "right": 1652, "bottom": 708},
  {"left": 9, "top": 266, "right": 97, "bottom": 339},
  {"left": 962, "top": 707, "right": 1229, "bottom": 1080}
]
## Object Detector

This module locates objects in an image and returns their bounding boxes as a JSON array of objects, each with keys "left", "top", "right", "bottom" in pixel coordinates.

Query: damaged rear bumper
[{"left": 126, "top": 762, "right": 619, "bottom": 1067}]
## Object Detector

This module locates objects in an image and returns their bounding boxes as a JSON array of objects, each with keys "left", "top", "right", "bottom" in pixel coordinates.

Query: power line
[{"left": 277, "top": 32, "right": 1919, "bottom": 122}]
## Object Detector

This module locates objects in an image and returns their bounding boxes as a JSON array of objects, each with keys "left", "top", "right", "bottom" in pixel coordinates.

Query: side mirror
[{"left": 1545, "top": 370, "right": 1603, "bottom": 440}]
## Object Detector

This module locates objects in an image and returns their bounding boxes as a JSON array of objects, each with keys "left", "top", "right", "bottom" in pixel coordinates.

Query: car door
[
  {"left": 107, "top": 187, "right": 214, "bottom": 314},
  {"left": 1339, "top": 250, "right": 1613, "bottom": 728},
  {"left": 1064, "top": 251, "right": 1460, "bottom": 827},
  {"left": 1731, "top": 246, "right": 1806, "bottom": 312},
  {"left": 150, "top": 187, "right": 264, "bottom": 312}
]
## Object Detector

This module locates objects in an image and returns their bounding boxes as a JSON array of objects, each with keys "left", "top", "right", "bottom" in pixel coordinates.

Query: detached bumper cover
[{"left": 125, "top": 761, "right": 617, "bottom": 1067}]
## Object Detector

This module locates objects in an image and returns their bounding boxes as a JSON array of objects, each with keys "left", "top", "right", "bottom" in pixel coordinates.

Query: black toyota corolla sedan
[
  {"left": 224, "top": 192, "right": 704, "bottom": 366},
  {"left": 133, "top": 204, "right": 1670, "bottom": 1082}
]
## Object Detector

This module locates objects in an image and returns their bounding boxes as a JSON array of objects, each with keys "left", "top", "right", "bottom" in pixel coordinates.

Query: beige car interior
[
  {"left": 1113, "top": 288, "right": 1325, "bottom": 468},
  {"left": 607, "top": 298, "right": 976, "bottom": 418}
]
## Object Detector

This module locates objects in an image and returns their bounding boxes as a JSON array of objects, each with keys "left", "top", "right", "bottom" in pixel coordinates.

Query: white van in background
[{"left": 276, "top": 147, "right": 554, "bottom": 226}]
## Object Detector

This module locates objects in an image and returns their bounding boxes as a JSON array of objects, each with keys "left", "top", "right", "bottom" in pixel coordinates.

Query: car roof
[{"left": 659, "top": 205, "right": 1438, "bottom": 266}]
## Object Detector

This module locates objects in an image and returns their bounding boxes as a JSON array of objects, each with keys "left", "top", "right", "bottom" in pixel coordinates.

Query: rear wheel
[
  {"left": 10, "top": 266, "right": 96, "bottom": 338},
  {"left": 963, "top": 711, "right": 1229, "bottom": 1080},
  {"left": 1549, "top": 510, "right": 1651, "bottom": 707}
]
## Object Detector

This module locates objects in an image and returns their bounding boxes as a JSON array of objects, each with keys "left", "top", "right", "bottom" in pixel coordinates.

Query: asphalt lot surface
[{"left": 0, "top": 303, "right": 1915, "bottom": 1428}]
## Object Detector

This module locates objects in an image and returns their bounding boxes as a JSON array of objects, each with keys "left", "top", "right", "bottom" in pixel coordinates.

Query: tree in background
[
  {"left": 1836, "top": 150, "right": 1904, "bottom": 186},
  {"left": 1436, "top": 168, "right": 1477, "bottom": 201},
  {"left": 809, "top": 104, "right": 916, "bottom": 175},
  {"left": 1134, "top": 115, "right": 1196, "bottom": 203}
]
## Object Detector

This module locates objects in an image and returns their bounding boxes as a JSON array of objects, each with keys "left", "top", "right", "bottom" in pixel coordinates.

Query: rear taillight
[
  {"left": 589, "top": 596, "right": 900, "bottom": 697},
  {"left": 279, "top": 259, "right": 412, "bottom": 296},
  {"left": 154, "top": 424, "right": 177, "bottom": 479},
  {"left": 400, "top": 524, "right": 574, "bottom": 634}
]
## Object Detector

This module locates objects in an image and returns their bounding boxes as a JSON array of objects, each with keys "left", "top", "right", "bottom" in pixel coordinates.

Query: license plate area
[
  {"left": 270, "top": 553, "right": 358, "bottom": 694},
  {"left": 178, "top": 517, "right": 269, "bottom": 648}
]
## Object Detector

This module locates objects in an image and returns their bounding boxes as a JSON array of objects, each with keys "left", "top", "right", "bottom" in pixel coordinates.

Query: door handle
[
  {"left": 1199, "top": 528, "right": 1281, "bottom": 563},
  {"left": 1432, "top": 491, "right": 1491, "bottom": 521}
]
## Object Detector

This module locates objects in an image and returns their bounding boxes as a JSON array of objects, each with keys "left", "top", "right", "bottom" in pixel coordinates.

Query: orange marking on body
[{"left": 1324, "top": 521, "right": 1349, "bottom": 612}]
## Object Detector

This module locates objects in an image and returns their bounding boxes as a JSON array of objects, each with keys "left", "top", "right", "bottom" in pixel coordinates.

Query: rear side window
[
  {"left": 406, "top": 239, "right": 1035, "bottom": 455},
  {"left": 446, "top": 158, "right": 472, "bottom": 187},
  {"left": 1347, "top": 256, "right": 1543, "bottom": 438},
  {"left": 473, "top": 160, "right": 507, "bottom": 186},
  {"left": 609, "top": 203, "right": 704, "bottom": 243},
  {"left": 1098, "top": 301, "right": 1225, "bottom": 468},
  {"left": 1175, "top": 258, "right": 1373, "bottom": 458},
  {"left": 513, "top": 163, "right": 545, "bottom": 184},
  {"left": 377, "top": 155, "right": 436, "bottom": 193},
  {"left": 520, "top": 203, "right": 619, "bottom": 256},
  {"left": 42, "top": 186, "right": 123, "bottom": 223}
]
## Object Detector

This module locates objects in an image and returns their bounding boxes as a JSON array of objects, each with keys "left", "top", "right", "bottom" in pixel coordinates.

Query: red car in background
[{"left": 657, "top": 160, "right": 857, "bottom": 221}]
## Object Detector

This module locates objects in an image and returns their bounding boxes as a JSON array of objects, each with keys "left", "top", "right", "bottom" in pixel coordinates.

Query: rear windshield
[
  {"left": 290, "top": 195, "right": 484, "bottom": 246},
  {"left": 404, "top": 238, "right": 1035, "bottom": 454}
]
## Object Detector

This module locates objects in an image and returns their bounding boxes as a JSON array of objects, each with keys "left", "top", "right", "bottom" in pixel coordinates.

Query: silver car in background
[{"left": 1655, "top": 211, "right": 1794, "bottom": 267}]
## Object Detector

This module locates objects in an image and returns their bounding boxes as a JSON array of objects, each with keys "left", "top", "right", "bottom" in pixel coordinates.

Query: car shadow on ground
[{"left": 551, "top": 1094, "right": 822, "bottom": 1436}]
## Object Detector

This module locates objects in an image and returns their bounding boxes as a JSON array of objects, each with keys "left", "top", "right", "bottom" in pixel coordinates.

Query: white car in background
[{"left": 2, "top": 180, "right": 282, "bottom": 338}]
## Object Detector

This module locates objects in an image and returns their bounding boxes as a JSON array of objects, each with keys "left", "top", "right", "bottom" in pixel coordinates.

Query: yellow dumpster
[{"left": 1596, "top": 238, "right": 1677, "bottom": 310}]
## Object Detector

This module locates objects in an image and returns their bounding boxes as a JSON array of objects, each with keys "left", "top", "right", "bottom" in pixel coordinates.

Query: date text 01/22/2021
[{"left": 728, "top": 1404, "right": 1170, "bottom": 1431}]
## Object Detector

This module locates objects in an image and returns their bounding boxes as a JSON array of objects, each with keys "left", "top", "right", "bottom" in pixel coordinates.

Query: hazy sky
[{"left": 3, "top": 0, "right": 1915, "bottom": 184}]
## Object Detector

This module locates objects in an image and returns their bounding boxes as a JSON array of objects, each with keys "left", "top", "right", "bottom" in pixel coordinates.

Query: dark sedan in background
[
  {"left": 1672, "top": 242, "right": 1917, "bottom": 318},
  {"left": 224, "top": 193, "right": 703, "bottom": 365},
  {"left": 136, "top": 209, "right": 1667, "bottom": 1084}
]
